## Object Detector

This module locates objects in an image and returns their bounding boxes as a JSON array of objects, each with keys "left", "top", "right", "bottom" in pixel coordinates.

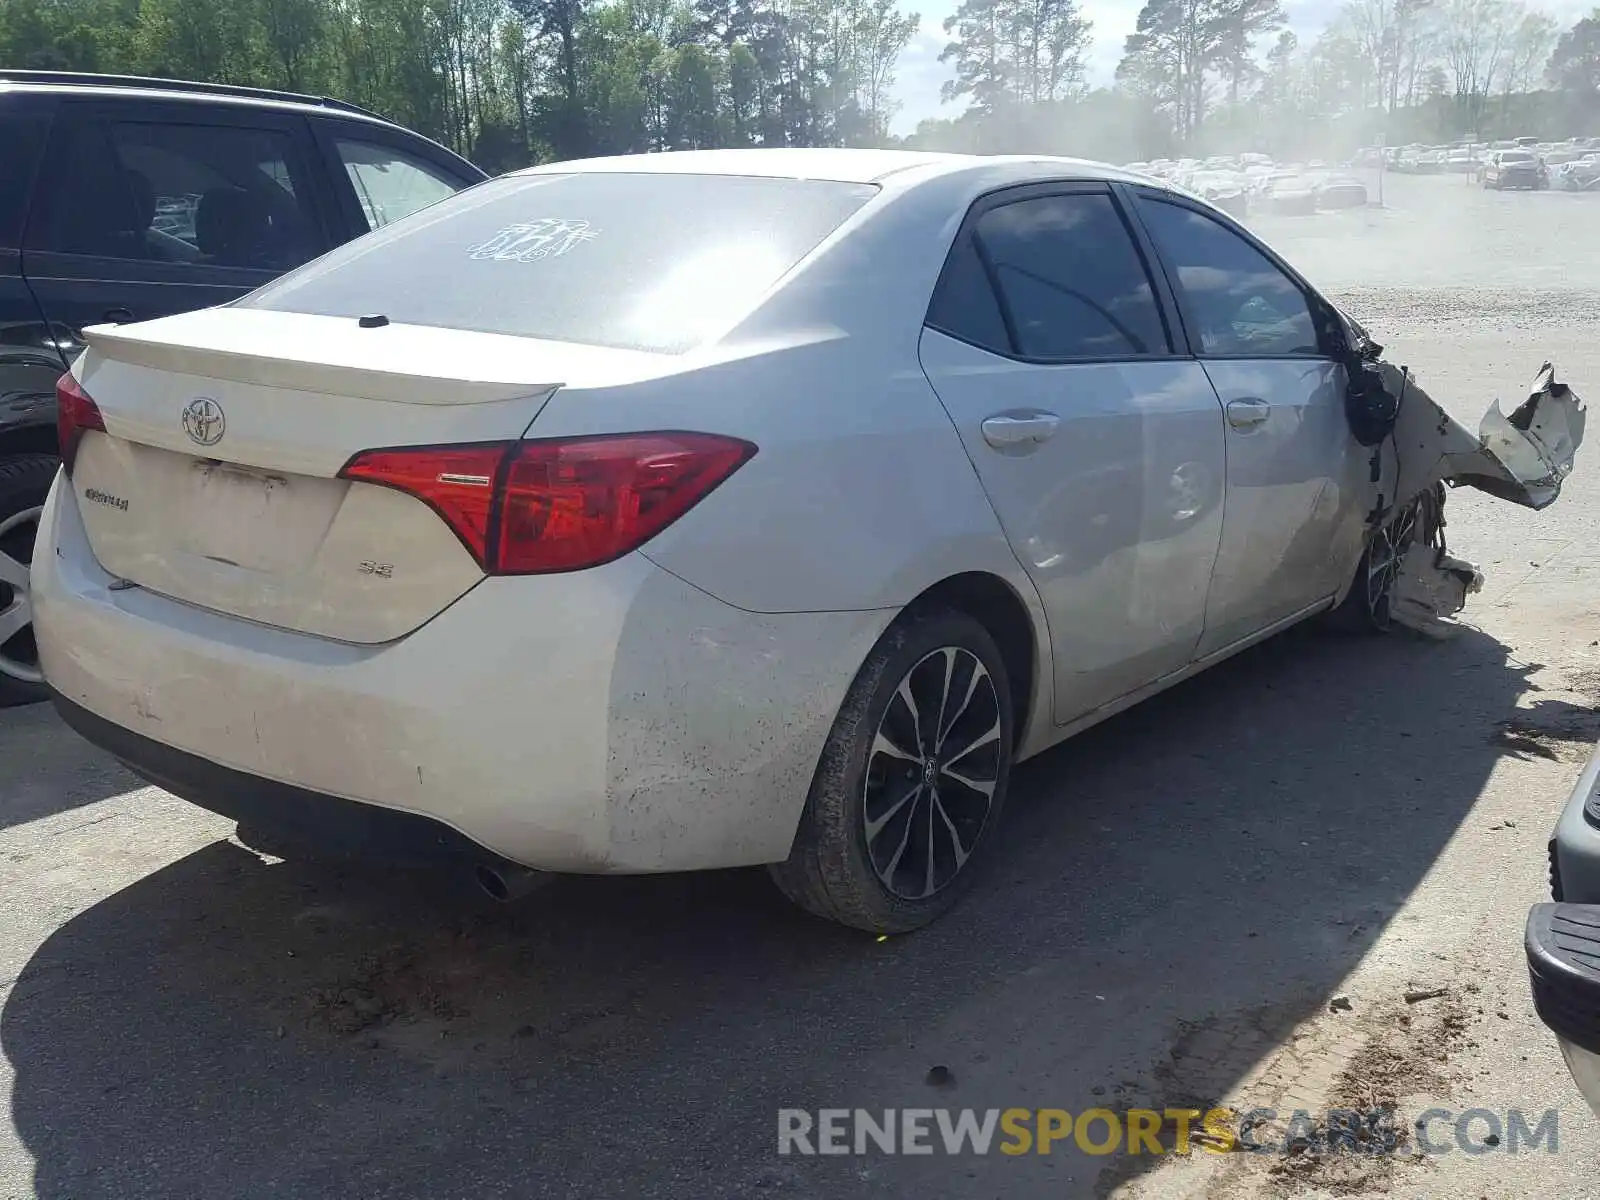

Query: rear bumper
[
  {"left": 34, "top": 475, "right": 889, "bottom": 873},
  {"left": 53, "top": 690, "right": 519, "bottom": 870}
]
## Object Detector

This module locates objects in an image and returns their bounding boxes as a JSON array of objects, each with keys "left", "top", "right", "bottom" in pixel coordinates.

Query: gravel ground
[{"left": 4, "top": 174, "right": 1600, "bottom": 1200}]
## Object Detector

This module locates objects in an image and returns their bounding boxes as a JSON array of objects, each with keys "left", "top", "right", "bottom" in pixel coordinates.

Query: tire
[
  {"left": 0, "top": 453, "right": 60, "bottom": 708},
  {"left": 768, "top": 608, "right": 1016, "bottom": 933},
  {"left": 1326, "top": 492, "right": 1425, "bottom": 635}
]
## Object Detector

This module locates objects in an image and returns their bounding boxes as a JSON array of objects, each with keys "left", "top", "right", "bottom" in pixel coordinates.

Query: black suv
[{"left": 0, "top": 71, "right": 487, "bottom": 703}]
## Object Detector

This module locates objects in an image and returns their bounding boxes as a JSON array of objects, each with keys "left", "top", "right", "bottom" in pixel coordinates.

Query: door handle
[
  {"left": 981, "top": 412, "right": 1060, "bottom": 448},
  {"left": 1226, "top": 398, "right": 1270, "bottom": 428}
]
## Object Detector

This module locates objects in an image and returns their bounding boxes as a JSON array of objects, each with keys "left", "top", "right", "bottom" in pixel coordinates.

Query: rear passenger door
[
  {"left": 1132, "top": 191, "right": 1359, "bottom": 654},
  {"left": 918, "top": 183, "right": 1228, "bottom": 725},
  {"left": 20, "top": 98, "right": 334, "bottom": 362}
]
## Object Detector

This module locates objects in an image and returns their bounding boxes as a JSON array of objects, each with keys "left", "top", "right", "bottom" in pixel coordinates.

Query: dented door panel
[{"left": 1197, "top": 358, "right": 1358, "bottom": 656}]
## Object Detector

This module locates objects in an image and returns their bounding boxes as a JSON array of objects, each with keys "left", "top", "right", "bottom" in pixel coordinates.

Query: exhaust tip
[
  {"left": 473, "top": 862, "right": 549, "bottom": 903},
  {"left": 474, "top": 864, "right": 511, "bottom": 902}
]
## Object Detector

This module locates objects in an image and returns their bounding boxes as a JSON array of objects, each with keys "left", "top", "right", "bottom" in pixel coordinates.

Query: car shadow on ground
[
  {"left": 0, "top": 703, "right": 142, "bottom": 832},
  {"left": 1, "top": 622, "right": 1554, "bottom": 1199}
]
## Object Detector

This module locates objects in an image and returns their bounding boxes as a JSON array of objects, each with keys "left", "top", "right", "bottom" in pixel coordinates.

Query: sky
[{"left": 886, "top": 0, "right": 1595, "bottom": 136}]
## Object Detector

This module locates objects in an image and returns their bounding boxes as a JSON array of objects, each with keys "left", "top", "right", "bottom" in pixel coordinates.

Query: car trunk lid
[{"left": 67, "top": 307, "right": 667, "bottom": 643}]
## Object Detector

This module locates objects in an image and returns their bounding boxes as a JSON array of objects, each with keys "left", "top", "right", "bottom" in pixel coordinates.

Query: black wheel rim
[
  {"left": 1364, "top": 499, "right": 1420, "bottom": 631},
  {"left": 861, "top": 647, "right": 1002, "bottom": 901}
]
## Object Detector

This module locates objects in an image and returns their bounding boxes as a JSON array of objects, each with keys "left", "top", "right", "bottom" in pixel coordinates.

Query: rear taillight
[
  {"left": 340, "top": 432, "right": 755, "bottom": 575},
  {"left": 56, "top": 373, "right": 105, "bottom": 473}
]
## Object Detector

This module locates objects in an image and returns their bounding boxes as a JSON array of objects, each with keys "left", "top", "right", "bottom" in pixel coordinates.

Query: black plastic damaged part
[
  {"left": 1345, "top": 360, "right": 1403, "bottom": 447},
  {"left": 1527, "top": 903, "right": 1600, "bottom": 1055}
]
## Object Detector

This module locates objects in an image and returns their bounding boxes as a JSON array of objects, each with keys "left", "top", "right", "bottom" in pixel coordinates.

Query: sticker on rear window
[{"left": 467, "top": 218, "right": 598, "bottom": 263}]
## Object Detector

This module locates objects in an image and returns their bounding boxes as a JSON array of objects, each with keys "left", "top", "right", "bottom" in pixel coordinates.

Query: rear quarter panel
[{"left": 530, "top": 337, "right": 1035, "bottom": 616}]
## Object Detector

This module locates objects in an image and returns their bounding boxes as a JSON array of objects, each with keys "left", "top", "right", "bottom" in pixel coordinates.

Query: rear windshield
[
  {"left": 241, "top": 170, "right": 878, "bottom": 354},
  {"left": 1501, "top": 151, "right": 1535, "bottom": 162}
]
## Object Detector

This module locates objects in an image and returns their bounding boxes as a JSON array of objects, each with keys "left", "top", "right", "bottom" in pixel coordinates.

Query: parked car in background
[
  {"left": 1555, "top": 154, "right": 1600, "bottom": 190},
  {"left": 0, "top": 70, "right": 488, "bottom": 704},
  {"left": 1315, "top": 174, "right": 1368, "bottom": 209},
  {"left": 1260, "top": 173, "right": 1319, "bottom": 214},
  {"left": 1483, "top": 149, "right": 1549, "bottom": 190},
  {"left": 1188, "top": 170, "right": 1250, "bottom": 218}
]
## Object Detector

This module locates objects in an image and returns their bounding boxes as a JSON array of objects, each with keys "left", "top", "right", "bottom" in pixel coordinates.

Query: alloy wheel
[
  {"left": 0, "top": 505, "right": 44, "bottom": 685},
  {"left": 1364, "top": 499, "right": 1420, "bottom": 632},
  {"left": 861, "top": 646, "right": 1003, "bottom": 900}
]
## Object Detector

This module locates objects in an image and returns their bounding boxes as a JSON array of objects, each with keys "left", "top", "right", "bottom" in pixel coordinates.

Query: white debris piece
[
  {"left": 1390, "top": 542, "right": 1484, "bottom": 639},
  {"left": 1475, "top": 368, "right": 1585, "bottom": 509}
]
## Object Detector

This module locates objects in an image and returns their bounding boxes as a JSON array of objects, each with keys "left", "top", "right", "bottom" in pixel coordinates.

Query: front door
[
  {"left": 1133, "top": 193, "right": 1360, "bottom": 656},
  {"left": 918, "top": 184, "right": 1228, "bottom": 724}
]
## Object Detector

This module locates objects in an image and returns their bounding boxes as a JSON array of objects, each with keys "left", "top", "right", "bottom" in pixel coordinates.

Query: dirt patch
[
  {"left": 1158, "top": 1001, "right": 1310, "bottom": 1110},
  {"left": 1092, "top": 1000, "right": 1316, "bottom": 1199},
  {"left": 306, "top": 946, "right": 467, "bottom": 1035},
  {"left": 1257, "top": 987, "right": 1473, "bottom": 1196},
  {"left": 1493, "top": 711, "right": 1600, "bottom": 763},
  {"left": 1557, "top": 665, "right": 1600, "bottom": 702},
  {"left": 1099, "top": 989, "right": 1479, "bottom": 1199},
  {"left": 1265, "top": 1145, "right": 1427, "bottom": 1196},
  {"left": 1328, "top": 990, "right": 1471, "bottom": 1111},
  {"left": 296, "top": 913, "right": 654, "bottom": 1061}
]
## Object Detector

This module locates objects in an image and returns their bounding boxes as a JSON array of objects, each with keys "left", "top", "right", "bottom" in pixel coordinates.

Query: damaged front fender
[
  {"left": 1386, "top": 361, "right": 1586, "bottom": 511},
  {"left": 1356, "top": 361, "right": 1585, "bottom": 636}
]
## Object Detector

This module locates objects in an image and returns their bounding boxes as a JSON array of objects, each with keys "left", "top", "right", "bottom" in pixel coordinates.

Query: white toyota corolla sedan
[{"left": 27, "top": 148, "right": 1533, "bottom": 932}]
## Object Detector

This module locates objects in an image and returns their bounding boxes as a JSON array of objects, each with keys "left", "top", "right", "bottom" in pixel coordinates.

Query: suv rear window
[{"left": 242, "top": 171, "right": 878, "bottom": 354}]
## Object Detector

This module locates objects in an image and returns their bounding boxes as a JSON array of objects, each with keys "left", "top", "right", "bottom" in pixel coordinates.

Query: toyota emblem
[{"left": 182, "top": 397, "right": 225, "bottom": 447}]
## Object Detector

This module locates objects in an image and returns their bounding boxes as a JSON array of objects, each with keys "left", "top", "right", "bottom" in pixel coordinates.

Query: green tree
[
  {"left": 940, "top": 0, "right": 1014, "bottom": 116},
  {"left": 258, "top": 0, "right": 329, "bottom": 89},
  {"left": 1547, "top": 9, "right": 1600, "bottom": 92}
]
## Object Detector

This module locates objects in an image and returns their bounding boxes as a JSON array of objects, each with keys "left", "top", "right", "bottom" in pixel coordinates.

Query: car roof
[
  {"left": 516, "top": 147, "right": 1148, "bottom": 187},
  {"left": 0, "top": 69, "right": 392, "bottom": 126}
]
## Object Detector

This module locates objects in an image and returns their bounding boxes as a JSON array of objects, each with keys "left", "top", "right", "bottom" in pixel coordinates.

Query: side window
[
  {"left": 336, "top": 138, "right": 463, "bottom": 230},
  {"left": 1138, "top": 199, "right": 1320, "bottom": 357},
  {"left": 973, "top": 192, "right": 1170, "bottom": 360},
  {"left": 27, "top": 118, "right": 323, "bottom": 273},
  {"left": 0, "top": 108, "right": 52, "bottom": 251},
  {"left": 926, "top": 234, "right": 1010, "bottom": 355}
]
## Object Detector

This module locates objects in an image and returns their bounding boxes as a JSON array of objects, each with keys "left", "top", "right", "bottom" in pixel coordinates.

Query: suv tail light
[
  {"left": 57, "top": 373, "right": 106, "bottom": 473},
  {"left": 340, "top": 432, "right": 755, "bottom": 575}
]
